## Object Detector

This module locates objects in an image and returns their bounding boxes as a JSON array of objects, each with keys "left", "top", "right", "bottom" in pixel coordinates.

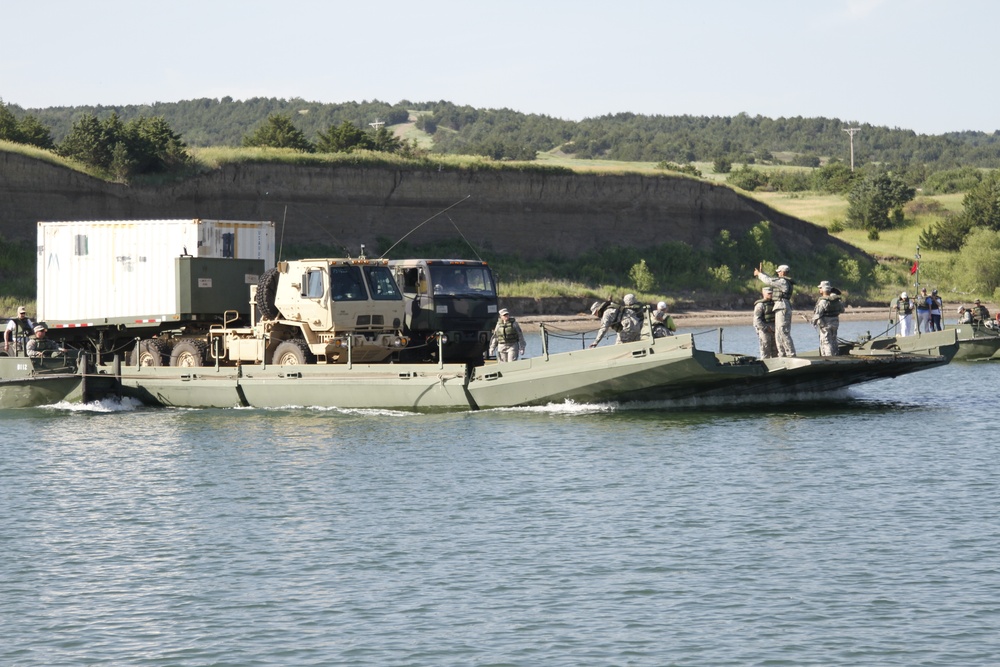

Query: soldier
[
  {"left": 590, "top": 294, "right": 643, "bottom": 347},
  {"left": 890, "top": 291, "right": 915, "bottom": 336},
  {"left": 4, "top": 305, "right": 35, "bottom": 355},
  {"left": 753, "top": 264, "right": 796, "bottom": 356},
  {"left": 651, "top": 301, "right": 676, "bottom": 338},
  {"left": 970, "top": 299, "right": 990, "bottom": 324},
  {"left": 488, "top": 308, "right": 526, "bottom": 362},
  {"left": 915, "top": 287, "right": 932, "bottom": 333},
  {"left": 753, "top": 287, "right": 778, "bottom": 359},
  {"left": 930, "top": 288, "right": 943, "bottom": 331},
  {"left": 26, "top": 323, "right": 67, "bottom": 358},
  {"left": 812, "top": 281, "right": 844, "bottom": 356}
]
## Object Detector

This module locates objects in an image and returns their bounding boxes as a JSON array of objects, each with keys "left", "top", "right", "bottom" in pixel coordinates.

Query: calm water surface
[{"left": 2, "top": 321, "right": 999, "bottom": 666}]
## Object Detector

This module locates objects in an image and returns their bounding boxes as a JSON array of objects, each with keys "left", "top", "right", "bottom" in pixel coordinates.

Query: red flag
[{"left": 910, "top": 262, "right": 919, "bottom": 275}]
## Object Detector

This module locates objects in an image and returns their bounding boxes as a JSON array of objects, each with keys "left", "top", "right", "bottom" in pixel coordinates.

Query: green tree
[
  {"left": 811, "top": 161, "right": 855, "bottom": 194},
  {"left": 242, "top": 114, "right": 314, "bottom": 152},
  {"left": 846, "top": 167, "right": 916, "bottom": 238},
  {"left": 726, "top": 165, "right": 769, "bottom": 191},
  {"left": 371, "top": 126, "right": 403, "bottom": 153},
  {"left": 0, "top": 100, "right": 15, "bottom": 139},
  {"left": 14, "top": 115, "right": 55, "bottom": 149},
  {"left": 316, "top": 120, "right": 375, "bottom": 153},
  {"left": 109, "top": 142, "right": 135, "bottom": 183},
  {"left": 58, "top": 113, "right": 111, "bottom": 168},
  {"left": 961, "top": 169, "right": 1000, "bottom": 231},
  {"left": 790, "top": 154, "right": 820, "bottom": 167},
  {"left": 0, "top": 100, "right": 55, "bottom": 149},
  {"left": 127, "top": 116, "right": 189, "bottom": 172},
  {"left": 0, "top": 99, "right": 54, "bottom": 148},
  {"left": 58, "top": 113, "right": 188, "bottom": 177},
  {"left": 953, "top": 227, "right": 1000, "bottom": 294},
  {"left": 415, "top": 115, "right": 437, "bottom": 133},
  {"left": 713, "top": 156, "right": 732, "bottom": 174},
  {"left": 918, "top": 214, "right": 973, "bottom": 251},
  {"left": 628, "top": 259, "right": 655, "bottom": 292}
]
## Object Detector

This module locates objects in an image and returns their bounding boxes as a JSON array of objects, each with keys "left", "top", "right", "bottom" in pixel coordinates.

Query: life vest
[
  {"left": 822, "top": 294, "right": 844, "bottom": 317},
  {"left": 13, "top": 317, "right": 33, "bottom": 336},
  {"left": 495, "top": 318, "right": 520, "bottom": 344},
  {"left": 754, "top": 299, "right": 776, "bottom": 324},
  {"left": 771, "top": 276, "right": 794, "bottom": 300},
  {"left": 897, "top": 297, "right": 913, "bottom": 315}
]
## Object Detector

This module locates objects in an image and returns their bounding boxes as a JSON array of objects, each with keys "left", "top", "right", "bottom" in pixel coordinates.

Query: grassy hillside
[{"left": 0, "top": 139, "right": 985, "bottom": 315}]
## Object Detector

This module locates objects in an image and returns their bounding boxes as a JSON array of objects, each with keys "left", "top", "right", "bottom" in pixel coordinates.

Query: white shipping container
[{"left": 37, "top": 219, "right": 275, "bottom": 323}]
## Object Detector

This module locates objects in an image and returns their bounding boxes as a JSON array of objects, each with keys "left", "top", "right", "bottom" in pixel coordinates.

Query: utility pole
[{"left": 842, "top": 127, "right": 860, "bottom": 171}]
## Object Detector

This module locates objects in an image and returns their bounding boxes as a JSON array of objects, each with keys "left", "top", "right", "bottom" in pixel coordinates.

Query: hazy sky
[{"left": 2, "top": 0, "right": 995, "bottom": 135}]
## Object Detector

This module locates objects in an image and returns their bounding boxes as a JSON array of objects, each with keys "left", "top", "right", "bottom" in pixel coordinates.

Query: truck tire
[
  {"left": 255, "top": 268, "right": 282, "bottom": 320},
  {"left": 273, "top": 339, "right": 315, "bottom": 365},
  {"left": 129, "top": 339, "right": 170, "bottom": 366},
  {"left": 170, "top": 339, "right": 209, "bottom": 367}
]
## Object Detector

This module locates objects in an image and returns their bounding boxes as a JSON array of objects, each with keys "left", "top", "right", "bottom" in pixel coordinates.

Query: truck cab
[
  {"left": 389, "top": 259, "right": 499, "bottom": 363},
  {"left": 255, "top": 258, "right": 407, "bottom": 364}
]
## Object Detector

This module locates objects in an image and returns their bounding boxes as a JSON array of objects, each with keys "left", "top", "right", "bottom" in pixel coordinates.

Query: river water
[{"left": 3, "top": 320, "right": 999, "bottom": 666}]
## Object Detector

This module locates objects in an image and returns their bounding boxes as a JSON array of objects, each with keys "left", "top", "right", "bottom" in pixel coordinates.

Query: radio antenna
[
  {"left": 277, "top": 205, "right": 287, "bottom": 263},
  {"left": 379, "top": 195, "right": 471, "bottom": 258}
]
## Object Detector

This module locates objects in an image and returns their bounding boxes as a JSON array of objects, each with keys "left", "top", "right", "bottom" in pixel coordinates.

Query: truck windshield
[
  {"left": 364, "top": 265, "right": 403, "bottom": 301},
  {"left": 330, "top": 266, "right": 367, "bottom": 301},
  {"left": 430, "top": 266, "right": 496, "bottom": 296}
]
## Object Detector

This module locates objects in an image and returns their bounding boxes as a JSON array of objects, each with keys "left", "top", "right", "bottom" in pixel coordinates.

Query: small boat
[
  {"left": 947, "top": 322, "right": 1000, "bottom": 361},
  {"left": 0, "top": 352, "right": 118, "bottom": 409}
]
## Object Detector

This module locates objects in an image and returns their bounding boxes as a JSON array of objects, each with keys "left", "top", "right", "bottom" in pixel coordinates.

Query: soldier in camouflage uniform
[
  {"left": 753, "top": 287, "right": 778, "bottom": 359},
  {"left": 489, "top": 308, "right": 526, "bottom": 362},
  {"left": 811, "top": 281, "right": 844, "bottom": 356},
  {"left": 754, "top": 264, "right": 796, "bottom": 357},
  {"left": 590, "top": 294, "right": 643, "bottom": 347},
  {"left": 26, "top": 324, "right": 67, "bottom": 358}
]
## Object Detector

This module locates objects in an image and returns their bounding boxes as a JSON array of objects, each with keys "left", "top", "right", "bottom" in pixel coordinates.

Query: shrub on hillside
[{"left": 726, "top": 165, "right": 769, "bottom": 191}]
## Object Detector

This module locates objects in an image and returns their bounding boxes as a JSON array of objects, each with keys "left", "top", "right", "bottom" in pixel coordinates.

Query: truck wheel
[
  {"left": 255, "top": 268, "right": 282, "bottom": 320},
  {"left": 273, "top": 339, "right": 315, "bottom": 365},
  {"left": 129, "top": 339, "right": 169, "bottom": 366},
  {"left": 170, "top": 339, "right": 208, "bottom": 367}
]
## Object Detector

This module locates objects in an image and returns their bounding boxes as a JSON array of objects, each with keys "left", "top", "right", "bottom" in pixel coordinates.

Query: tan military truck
[{"left": 45, "top": 255, "right": 409, "bottom": 367}]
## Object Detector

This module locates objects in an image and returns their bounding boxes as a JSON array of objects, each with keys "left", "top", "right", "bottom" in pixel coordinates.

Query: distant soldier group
[
  {"left": 957, "top": 298, "right": 992, "bottom": 326},
  {"left": 752, "top": 264, "right": 842, "bottom": 357},
  {"left": 754, "top": 264, "right": 797, "bottom": 357},
  {"left": 891, "top": 287, "right": 945, "bottom": 335}
]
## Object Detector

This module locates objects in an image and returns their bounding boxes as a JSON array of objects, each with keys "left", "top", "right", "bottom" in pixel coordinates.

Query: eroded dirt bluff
[{"left": 0, "top": 152, "right": 859, "bottom": 260}]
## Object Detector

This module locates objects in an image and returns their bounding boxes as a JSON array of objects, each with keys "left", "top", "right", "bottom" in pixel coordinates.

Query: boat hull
[
  {"left": 115, "top": 363, "right": 474, "bottom": 410},
  {"left": 0, "top": 354, "right": 118, "bottom": 409},
  {"left": 103, "top": 332, "right": 958, "bottom": 411},
  {"left": 947, "top": 324, "right": 1000, "bottom": 361}
]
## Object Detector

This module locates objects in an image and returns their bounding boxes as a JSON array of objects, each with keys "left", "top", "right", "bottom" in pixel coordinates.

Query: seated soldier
[{"left": 26, "top": 323, "right": 67, "bottom": 358}]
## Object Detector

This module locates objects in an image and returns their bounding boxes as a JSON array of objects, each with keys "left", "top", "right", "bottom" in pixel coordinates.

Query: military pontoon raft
[{"left": 69, "top": 326, "right": 956, "bottom": 411}]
